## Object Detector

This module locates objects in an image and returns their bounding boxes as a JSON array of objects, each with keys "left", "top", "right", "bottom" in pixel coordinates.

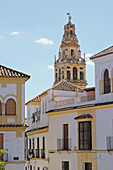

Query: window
[
  {"left": 29, "top": 139, "right": 31, "bottom": 149},
  {"left": 80, "top": 72, "right": 84, "bottom": 80},
  {"left": 30, "top": 166, "right": 32, "bottom": 170},
  {"left": 104, "top": 69, "right": 110, "bottom": 94},
  {"left": 62, "top": 71, "right": 64, "bottom": 79},
  {"left": 55, "top": 73, "right": 57, "bottom": 81},
  {"left": 62, "top": 161, "right": 69, "bottom": 170},
  {"left": 32, "top": 138, "right": 34, "bottom": 150},
  {"left": 25, "top": 167, "right": 27, "bottom": 170},
  {"left": 70, "top": 30, "right": 73, "bottom": 35},
  {"left": 67, "top": 71, "right": 70, "bottom": 80},
  {"left": 71, "top": 49, "right": 74, "bottom": 56},
  {"left": 73, "top": 67, "right": 77, "bottom": 80},
  {"left": 79, "top": 121, "right": 92, "bottom": 150},
  {"left": 0, "top": 101, "right": 2, "bottom": 115},
  {"left": 59, "top": 68, "right": 61, "bottom": 81},
  {"left": 85, "top": 163, "right": 92, "bottom": 170},
  {"left": 6, "top": 99, "right": 16, "bottom": 115},
  {"left": 37, "top": 168, "right": 40, "bottom": 170}
]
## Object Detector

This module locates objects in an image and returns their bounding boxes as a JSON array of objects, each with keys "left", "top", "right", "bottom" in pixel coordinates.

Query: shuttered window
[{"left": 6, "top": 99, "right": 16, "bottom": 115}]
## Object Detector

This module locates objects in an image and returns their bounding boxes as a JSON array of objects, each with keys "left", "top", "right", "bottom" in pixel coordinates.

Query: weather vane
[{"left": 67, "top": 10, "right": 71, "bottom": 22}]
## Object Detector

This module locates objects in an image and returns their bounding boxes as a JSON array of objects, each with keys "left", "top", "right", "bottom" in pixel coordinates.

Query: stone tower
[{"left": 54, "top": 14, "right": 87, "bottom": 89}]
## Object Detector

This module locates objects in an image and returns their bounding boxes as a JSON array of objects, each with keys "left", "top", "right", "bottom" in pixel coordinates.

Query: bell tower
[{"left": 54, "top": 14, "right": 87, "bottom": 89}]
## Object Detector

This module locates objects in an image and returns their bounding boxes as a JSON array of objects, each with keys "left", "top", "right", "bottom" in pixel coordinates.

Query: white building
[
  {"left": 0, "top": 64, "right": 30, "bottom": 170},
  {"left": 25, "top": 15, "right": 113, "bottom": 170}
]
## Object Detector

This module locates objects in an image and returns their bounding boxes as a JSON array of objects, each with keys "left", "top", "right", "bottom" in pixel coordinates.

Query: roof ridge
[
  {"left": 90, "top": 45, "right": 113, "bottom": 59},
  {"left": 0, "top": 64, "right": 30, "bottom": 78}
]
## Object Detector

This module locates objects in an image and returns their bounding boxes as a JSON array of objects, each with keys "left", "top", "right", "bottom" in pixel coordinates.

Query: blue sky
[{"left": 0, "top": 0, "right": 113, "bottom": 103}]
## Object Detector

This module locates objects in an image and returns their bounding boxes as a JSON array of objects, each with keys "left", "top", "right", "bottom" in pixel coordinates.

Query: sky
[{"left": 0, "top": 0, "right": 113, "bottom": 104}]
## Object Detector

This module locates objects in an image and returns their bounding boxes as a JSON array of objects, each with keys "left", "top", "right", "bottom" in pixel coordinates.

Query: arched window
[
  {"left": 104, "top": 69, "right": 110, "bottom": 94},
  {"left": 59, "top": 68, "right": 61, "bottom": 81},
  {"left": 62, "top": 71, "right": 64, "bottom": 79},
  {"left": 0, "top": 101, "right": 2, "bottom": 115},
  {"left": 71, "top": 49, "right": 74, "bottom": 57},
  {"left": 70, "top": 30, "right": 73, "bottom": 35},
  {"left": 73, "top": 67, "right": 77, "bottom": 80},
  {"left": 6, "top": 99, "right": 16, "bottom": 115},
  {"left": 55, "top": 73, "right": 57, "bottom": 81},
  {"left": 80, "top": 72, "right": 84, "bottom": 80},
  {"left": 67, "top": 71, "right": 70, "bottom": 80}
]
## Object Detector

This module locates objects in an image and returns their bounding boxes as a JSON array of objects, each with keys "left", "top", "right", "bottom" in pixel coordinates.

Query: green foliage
[{"left": 0, "top": 149, "right": 8, "bottom": 170}]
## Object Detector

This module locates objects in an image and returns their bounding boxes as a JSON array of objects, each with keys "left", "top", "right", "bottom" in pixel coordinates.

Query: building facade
[
  {"left": 0, "top": 65, "right": 30, "bottom": 170},
  {"left": 25, "top": 15, "right": 113, "bottom": 170}
]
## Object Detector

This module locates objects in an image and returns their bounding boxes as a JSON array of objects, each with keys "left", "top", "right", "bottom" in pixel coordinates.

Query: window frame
[{"left": 79, "top": 121, "right": 92, "bottom": 150}]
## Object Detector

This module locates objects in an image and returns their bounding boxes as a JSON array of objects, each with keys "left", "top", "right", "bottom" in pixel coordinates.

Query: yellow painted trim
[
  {"left": 4, "top": 161, "right": 26, "bottom": 164},
  {"left": 1, "top": 83, "right": 6, "bottom": 88},
  {"left": 39, "top": 92, "right": 48, "bottom": 99},
  {"left": 26, "top": 127, "right": 48, "bottom": 136},
  {"left": 4, "top": 94, "right": 17, "bottom": 100},
  {"left": 46, "top": 103, "right": 113, "bottom": 116},
  {"left": 26, "top": 101, "right": 40, "bottom": 106},
  {"left": 0, "top": 77, "right": 29, "bottom": 83},
  {"left": 75, "top": 118, "right": 93, "bottom": 122},
  {"left": 31, "top": 158, "right": 48, "bottom": 161},
  {"left": 48, "top": 150, "right": 111, "bottom": 153}
]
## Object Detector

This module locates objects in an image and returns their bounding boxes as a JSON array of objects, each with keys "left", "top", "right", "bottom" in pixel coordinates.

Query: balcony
[
  {"left": 27, "top": 149, "right": 35, "bottom": 159},
  {"left": 79, "top": 94, "right": 95, "bottom": 103},
  {"left": 27, "top": 149, "right": 45, "bottom": 160},
  {"left": 107, "top": 136, "right": 113, "bottom": 150},
  {"left": 55, "top": 98, "right": 74, "bottom": 107},
  {"left": 35, "top": 149, "right": 40, "bottom": 158},
  {"left": 57, "top": 138, "right": 71, "bottom": 151}
]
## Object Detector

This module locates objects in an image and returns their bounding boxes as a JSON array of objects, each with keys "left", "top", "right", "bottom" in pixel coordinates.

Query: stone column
[
  {"left": 71, "top": 67, "right": 73, "bottom": 80},
  {"left": 100, "top": 80, "right": 103, "bottom": 94}
]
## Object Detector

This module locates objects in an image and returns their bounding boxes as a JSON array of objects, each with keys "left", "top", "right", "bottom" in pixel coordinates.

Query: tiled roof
[
  {"left": 51, "top": 80, "right": 81, "bottom": 91},
  {"left": 26, "top": 80, "right": 81, "bottom": 105},
  {"left": 90, "top": 45, "right": 113, "bottom": 59},
  {"left": 0, "top": 65, "right": 30, "bottom": 78}
]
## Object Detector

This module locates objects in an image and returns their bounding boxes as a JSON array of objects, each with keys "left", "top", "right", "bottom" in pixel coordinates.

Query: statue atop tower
[{"left": 54, "top": 14, "right": 87, "bottom": 89}]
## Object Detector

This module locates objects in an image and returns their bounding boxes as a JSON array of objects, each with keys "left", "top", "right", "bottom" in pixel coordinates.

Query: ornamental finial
[{"left": 67, "top": 11, "right": 71, "bottom": 22}]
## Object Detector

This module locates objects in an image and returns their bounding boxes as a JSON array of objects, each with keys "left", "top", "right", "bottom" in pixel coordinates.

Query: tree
[{"left": 0, "top": 149, "right": 8, "bottom": 170}]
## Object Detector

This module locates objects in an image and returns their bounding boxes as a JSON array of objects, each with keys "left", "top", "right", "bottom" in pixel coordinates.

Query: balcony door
[
  {"left": 0, "top": 134, "right": 3, "bottom": 149},
  {"left": 0, "top": 134, "right": 3, "bottom": 160},
  {"left": 63, "top": 124, "right": 68, "bottom": 150},
  {"left": 62, "top": 161, "right": 69, "bottom": 170}
]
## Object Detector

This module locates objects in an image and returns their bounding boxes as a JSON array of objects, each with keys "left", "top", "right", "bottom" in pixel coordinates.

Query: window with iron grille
[
  {"left": 79, "top": 121, "right": 92, "bottom": 150},
  {"left": 85, "top": 163, "right": 92, "bottom": 170},
  {"left": 104, "top": 69, "right": 110, "bottom": 94}
]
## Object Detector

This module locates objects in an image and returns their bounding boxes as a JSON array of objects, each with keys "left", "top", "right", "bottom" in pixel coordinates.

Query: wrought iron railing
[
  {"left": 107, "top": 136, "right": 113, "bottom": 150},
  {"left": 57, "top": 138, "right": 71, "bottom": 151},
  {"left": 41, "top": 149, "right": 45, "bottom": 159}
]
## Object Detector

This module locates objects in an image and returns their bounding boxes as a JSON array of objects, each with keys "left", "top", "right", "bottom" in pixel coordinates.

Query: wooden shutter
[
  {"left": 0, "top": 134, "right": 3, "bottom": 149},
  {"left": 6, "top": 99, "right": 16, "bottom": 115}
]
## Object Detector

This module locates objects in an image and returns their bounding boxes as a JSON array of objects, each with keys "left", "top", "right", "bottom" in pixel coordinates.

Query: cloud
[
  {"left": 82, "top": 53, "right": 94, "bottom": 66},
  {"left": 10, "top": 32, "right": 20, "bottom": 35},
  {"left": 10, "top": 31, "right": 27, "bottom": 35},
  {"left": 34, "top": 38, "right": 54, "bottom": 45},
  {"left": 86, "top": 61, "right": 94, "bottom": 65},
  {"left": 48, "top": 65, "right": 54, "bottom": 69}
]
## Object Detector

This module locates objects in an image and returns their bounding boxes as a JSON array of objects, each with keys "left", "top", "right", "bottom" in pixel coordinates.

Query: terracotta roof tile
[
  {"left": 90, "top": 45, "right": 113, "bottom": 60},
  {"left": 51, "top": 80, "right": 81, "bottom": 91},
  {"left": 0, "top": 65, "right": 30, "bottom": 78}
]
